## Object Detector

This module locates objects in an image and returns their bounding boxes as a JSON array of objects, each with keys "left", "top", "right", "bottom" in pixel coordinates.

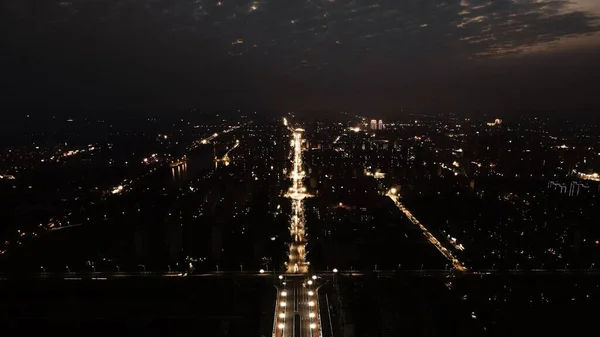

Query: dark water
[{"left": 167, "top": 143, "right": 225, "bottom": 186}]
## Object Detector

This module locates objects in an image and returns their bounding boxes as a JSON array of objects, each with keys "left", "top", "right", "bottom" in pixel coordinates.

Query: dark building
[
  {"left": 211, "top": 223, "right": 223, "bottom": 260},
  {"left": 134, "top": 225, "right": 149, "bottom": 261},
  {"left": 166, "top": 221, "right": 182, "bottom": 261}
]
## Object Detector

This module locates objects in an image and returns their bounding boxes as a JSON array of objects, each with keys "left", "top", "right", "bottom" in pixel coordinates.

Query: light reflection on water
[{"left": 171, "top": 162, "right": 188, "bottom": 182}]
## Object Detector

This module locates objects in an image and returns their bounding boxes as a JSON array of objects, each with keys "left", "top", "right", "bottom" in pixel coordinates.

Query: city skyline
[{"left": 1, "top": 112, "right": 599, "bottom": 336}]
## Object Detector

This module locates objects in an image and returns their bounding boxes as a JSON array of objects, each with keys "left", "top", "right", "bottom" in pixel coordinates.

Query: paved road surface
[{"left": 274, "top": 275, "right": 321, "bottom": 337}]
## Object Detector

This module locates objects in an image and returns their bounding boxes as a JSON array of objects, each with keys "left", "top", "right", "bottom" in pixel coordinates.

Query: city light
[
  {"left": 278, "top": 323, "right": 285, "bottom": 329},
  {"left": 310, "top": 323, "right": 316, "bottom": 329},
  {"left": 281, "top": 291, "right": 287, "bottom": 297},
  {"left": 309, "top": 312, "right": 315, "bottom": 318},
  {"left": 307, "top": 280, "right": 313, "bottom": 285},
  {"left": 281, "top": 302, "right": 286, "bottom": 307},
  {"left": 308, "top": 291, "right": 314, "bottom": 296},
  {"left": 112, "top": 185, "right": 124, "bottom": 195},
  {"left": 279, "top": 313, "right": 285, "bottom": 318},
  {"left": 259, "top": 269, "right": 264, "bottom": 274},
  {"left": 308, "top": 301, "right": 314, "bottom": 306},
  {"left": 279, "top": 275, "right": 283, "bottom": 280},
  {"left": 285, "top": 128, "right": 311, "bottom": 274},
  {"left": 312, "top": 275, "right": 317, "bottom": 280}
]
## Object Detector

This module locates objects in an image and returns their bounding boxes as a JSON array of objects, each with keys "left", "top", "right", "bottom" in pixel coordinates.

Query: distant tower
[
  {"left": 378, "top": 120, "right": 384, "bottom": 130},
  {"left": 370, "top": 119, "right": 377, "bottom": 130}
]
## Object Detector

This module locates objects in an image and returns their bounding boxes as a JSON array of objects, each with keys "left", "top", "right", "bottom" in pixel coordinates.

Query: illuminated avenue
[
  {"left": 387, "top": 189, "right": 468, "bottom": 272},
  {"left": 274, "top": 122, "right": 322, "bottom": 337}
]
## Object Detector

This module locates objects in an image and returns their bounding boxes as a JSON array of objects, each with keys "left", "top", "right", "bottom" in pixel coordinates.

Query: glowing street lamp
[
  {"left": 259, "top": 269, "right": 264, "bottom": 274},
  {"left": 310, "top": 323, "right": 316, "bottom": 329},
  {"left": 390, "top": 187, "right": 397, "bottom": 194},
  {"left": 312, "top": 275, "right": 317, "bottom": 280},
  {"left": 278, "top": 323, "right": 285, "bottom": 329},
  {"left": 309, "top": 312, "right": 315, "bottom": 318}
]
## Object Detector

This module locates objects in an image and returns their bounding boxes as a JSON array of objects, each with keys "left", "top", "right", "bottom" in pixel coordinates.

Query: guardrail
[
  {"left": 2, "top": 268, "right": 600, "bottom": 280},
  {"left": 272, "top": 285, "right": 279, "bottom": 337},
  {"left": 316, "top": 287, "right": 324, "bottom": 337}
]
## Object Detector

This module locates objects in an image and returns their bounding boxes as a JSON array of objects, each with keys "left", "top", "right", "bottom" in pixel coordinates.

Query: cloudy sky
[{"left": 1, "top": 0, "right": 600, "bottom": 114}]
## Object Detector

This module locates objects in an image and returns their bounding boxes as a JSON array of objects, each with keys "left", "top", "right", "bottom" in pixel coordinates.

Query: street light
[
  {"left": 279, "top": 275, "right": 284, "bottom": 280},
  {"left": 279, "top": 313, "right": 285, "bottom": 318},
  {"left": 309, "top": 312, "right": 315, "bottom": 318},
  {"left": 278, "top": 323, "right": 285, "bottom": 329},
  {"left": 312, "top": 275, "right": 317, "bottom": 280},
  {"left": 332, "top": 268, "right": 338, "bottom": 273},
  {"left": 281, "top": 291, "right": 287, "bottom": 297},
  {"left": 307, "top": 280, "right": 313, "bottom": 285},
  {"left": 308, "top": 301, "right": 314, "bottom": 307},
  {"left": 281, "top": 302, "right": 286, "bottom": 307},
  {"left": 310, "top": 323, "right": 316, "bottom": 329},
  {"left": 259, "top": 269, "right": 265, "bottom": 274},
  {"left": 308, "top": 291, "right": 314, "bottom": 296},
  {"left": 390, "top": 188, "right": 397, "bottom": 194}
]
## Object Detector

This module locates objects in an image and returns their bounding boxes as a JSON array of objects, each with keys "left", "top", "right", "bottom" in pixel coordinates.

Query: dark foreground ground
[
  {"left": 328, "top": 273, "right": 600, "bottom": 337},
  {"left": 0, "top": 278, "right": 275, "bottom": 337},
  {"left": 2, "top": 274, "right": 599, "bottom": 337}
]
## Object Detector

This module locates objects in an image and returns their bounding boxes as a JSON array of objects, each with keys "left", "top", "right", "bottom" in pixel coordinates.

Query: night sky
[{"left": 2, "top": 0, "right": 600, "bottom": 114}]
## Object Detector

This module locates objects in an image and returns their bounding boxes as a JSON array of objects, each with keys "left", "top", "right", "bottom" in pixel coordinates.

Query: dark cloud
[{"left": 1, "top": 0, "right": 599, "bottom": 113}]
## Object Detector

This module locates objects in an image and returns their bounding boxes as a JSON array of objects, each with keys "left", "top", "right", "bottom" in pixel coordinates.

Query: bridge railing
[
  {"left": 316, "top": 287, "right": 324, "bottom": 337},
  {"left": 272, "top": 285, "right": 279, "bottom": 337}
]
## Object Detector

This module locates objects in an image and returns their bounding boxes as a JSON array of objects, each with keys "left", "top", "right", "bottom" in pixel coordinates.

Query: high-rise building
[
  {"left": 370, "top": 119, "right": 377, "bottom": 130},
  {"left": 378, "top": 119, "right": 384, "bottom": 130}
]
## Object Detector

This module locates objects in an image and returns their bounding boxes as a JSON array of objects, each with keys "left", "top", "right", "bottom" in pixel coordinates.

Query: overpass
[{"left": 3, "top": 268, "right": 600, "bottom": 281}]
